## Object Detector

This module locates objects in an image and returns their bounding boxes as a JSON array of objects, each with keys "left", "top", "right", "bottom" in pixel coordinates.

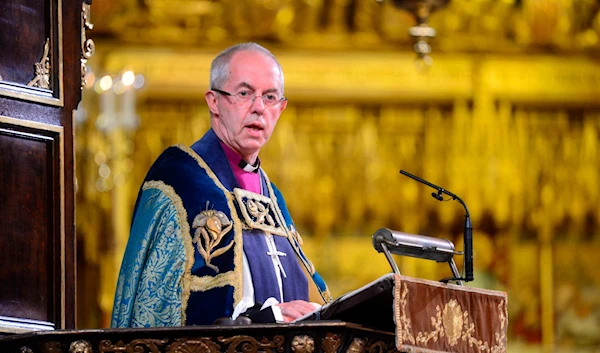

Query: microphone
[
  {"left": 372, "top": 228, "right": 458, "bottom": 263},
  {"left": 431, "top": 191, "right": 443, "bottom": 201},
  {"left": 399, "top": 170, "right": 474, "bottom": 282}
]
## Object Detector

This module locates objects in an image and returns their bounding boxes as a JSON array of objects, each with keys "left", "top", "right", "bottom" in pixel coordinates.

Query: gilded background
[{"left": 75, "top": 1, "right": 600, "bottom": 352}]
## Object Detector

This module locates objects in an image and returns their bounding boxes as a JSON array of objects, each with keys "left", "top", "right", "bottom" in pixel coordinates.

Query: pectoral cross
[{"left": 265, "top": 234, "right": 287, "bottom": 278}]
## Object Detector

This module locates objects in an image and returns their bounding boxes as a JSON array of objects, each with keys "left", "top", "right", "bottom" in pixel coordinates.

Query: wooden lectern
[{"left": 0, "top": 274, "right": 507, "bottom": 353}]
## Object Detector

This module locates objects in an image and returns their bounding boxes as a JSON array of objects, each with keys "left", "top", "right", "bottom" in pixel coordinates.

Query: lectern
[{"left": 0, "top": 274, "right": 507, "bottom": 353}]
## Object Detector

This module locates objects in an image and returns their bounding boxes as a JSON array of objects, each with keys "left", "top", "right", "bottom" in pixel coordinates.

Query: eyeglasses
[{"left": 211, "top": 88, "right": 287, "bottom": 107}]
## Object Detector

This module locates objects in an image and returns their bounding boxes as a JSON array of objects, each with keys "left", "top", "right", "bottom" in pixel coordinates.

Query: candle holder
[
  {"left": 380, "top": 0, "right": 450, "bottom": 66},
  {"left": 76, "top": 67, "right": 144, "bottom": 193}
]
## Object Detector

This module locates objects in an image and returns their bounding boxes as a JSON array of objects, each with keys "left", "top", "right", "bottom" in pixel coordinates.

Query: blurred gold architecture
[{"left": 75, "top": 1, "right": 600, "bottom": 352}]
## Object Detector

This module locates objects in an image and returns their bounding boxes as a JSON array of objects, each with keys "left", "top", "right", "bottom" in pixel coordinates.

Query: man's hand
[{"left": 276, "top": 300, "right": 319, "bottom": 323}]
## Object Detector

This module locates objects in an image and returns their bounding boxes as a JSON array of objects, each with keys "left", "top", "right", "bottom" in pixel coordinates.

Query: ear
[
  {"left": 205, "top": 90, "right": 219, "bottom": 117},
  {"left": 278, "top": 99, "right": 288, "bottom": 114}
]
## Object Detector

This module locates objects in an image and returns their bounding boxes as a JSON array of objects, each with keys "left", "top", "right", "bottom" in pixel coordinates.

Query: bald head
[{"left": 210, "top": 42, "right": 284, "bottom": 94}]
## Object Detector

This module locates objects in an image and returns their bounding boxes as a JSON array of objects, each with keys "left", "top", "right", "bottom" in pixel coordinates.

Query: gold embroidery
[
  {"left": 232, "top": 184, "right": 330, "bottom": 300},
  {"left": 415, "top": 300, "right": 496, "bottom": 349},
  {"left": 287, "top": 225, "right": 314, "bottom": 274},
  {"left": 289, "top": 225, "right": 304, "bottom": 246},
  {"left": 248, "top": 199, "right": 275, "bottom": 225},
  {"left": 416, "top": 302, "right": 461, "bottom": 345},
  {"left": 395, "top": 282, "right": 415, "bottom": 345},
  {"left": 233, "top": 188, "right": 287, "bottom": 236},
  {"left": 442, "top": 300, "right": 463, "bottom": 346},
  {"left": 192, "top": 209, "right": 233, "bottom": 273},
  {"left": 229, "top": 201, "right": 244, "bottom": 306},
  {"left": 142, "top": 180, "right": 194, "bottom": 326},
  {"left": 496, "top": 300, "right": 508, "bottom": 352},
  {"left": 395, "top": 274, "right": 508, "bottom": 352},
  {"left": 177, "top": 145, "right": 244, "bottom": 305},
  {"left": 190, "top": 271, "right": 237, "bottom": 292}
]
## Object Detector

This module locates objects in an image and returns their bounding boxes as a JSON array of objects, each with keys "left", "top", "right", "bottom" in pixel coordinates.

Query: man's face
[{"left": 206, "top": 50, "right": 287, "bottom": 162}]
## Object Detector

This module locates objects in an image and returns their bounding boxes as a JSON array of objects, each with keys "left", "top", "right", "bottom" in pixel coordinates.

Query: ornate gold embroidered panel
[
  {"left": 394, "top": 275, "right": 507, "bottom": 353},
  {"left": 233, "top": 188, "right": 288, "bottom": 237}
]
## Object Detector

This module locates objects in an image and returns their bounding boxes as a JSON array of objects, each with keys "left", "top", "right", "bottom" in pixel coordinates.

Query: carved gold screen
[{"left": 75, "top": 1, "right": 600, "bottom": 352}]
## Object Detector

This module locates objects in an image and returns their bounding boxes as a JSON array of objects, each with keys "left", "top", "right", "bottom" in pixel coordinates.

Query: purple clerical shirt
[{"left": 219, "top": 141, "right": 261, "bottom": 194}]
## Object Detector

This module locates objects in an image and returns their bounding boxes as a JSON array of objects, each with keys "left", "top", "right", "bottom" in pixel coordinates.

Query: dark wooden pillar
[{"left": 0, "top": 0, "right": 83, "bottom": 332}]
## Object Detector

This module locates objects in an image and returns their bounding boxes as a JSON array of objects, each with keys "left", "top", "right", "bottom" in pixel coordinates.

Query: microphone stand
[{"left": 399, "top": 170, "right": 474, "bottom": 283}]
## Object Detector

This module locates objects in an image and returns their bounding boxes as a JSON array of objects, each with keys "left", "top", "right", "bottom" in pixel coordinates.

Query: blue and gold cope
[{"left": 111, "top": 129, "right": 331, "bottom": 327}]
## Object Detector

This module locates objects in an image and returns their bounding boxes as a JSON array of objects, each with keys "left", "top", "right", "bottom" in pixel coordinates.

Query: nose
[{"left": 250, "top": 94, "right": 266, "bottom": 113}]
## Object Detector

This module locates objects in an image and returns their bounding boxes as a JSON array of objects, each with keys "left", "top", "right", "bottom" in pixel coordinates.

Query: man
[{"left": 111, "top": 43, "right": 331, "bottom": 328}]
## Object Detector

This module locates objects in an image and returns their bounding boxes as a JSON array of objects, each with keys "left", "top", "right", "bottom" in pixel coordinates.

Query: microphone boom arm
[{"left": 399, "top": 170, "right": 474, "bottom": 282}]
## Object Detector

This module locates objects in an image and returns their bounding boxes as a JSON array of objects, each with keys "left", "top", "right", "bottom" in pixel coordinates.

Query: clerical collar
[
  {"left": 238, "top": 158, "right": 260, "bottom": 173},
  {"left": 218, "top": 140, "right": 261, "bottom": 174}
]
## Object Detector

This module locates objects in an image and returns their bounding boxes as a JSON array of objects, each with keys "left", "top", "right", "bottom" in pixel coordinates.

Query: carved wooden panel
[
  {"left": 0, "top": 322, "right": 401, "bottom": 353},
  {"left": 0, "top": 117, "right": 64, "bottom": 333},
  {"left": 0, "top": 0, "right": 63, "bottom": 105},
  {"left": 0, "top": 0, "right": 81, "bottom": 331}
]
